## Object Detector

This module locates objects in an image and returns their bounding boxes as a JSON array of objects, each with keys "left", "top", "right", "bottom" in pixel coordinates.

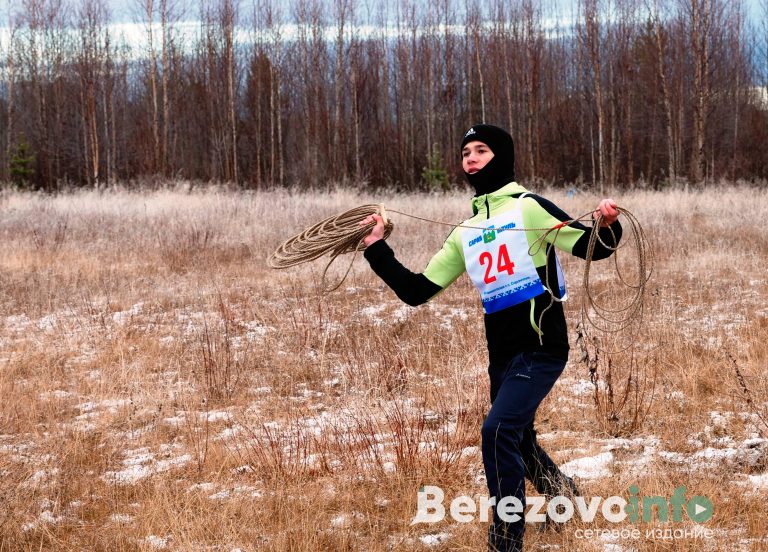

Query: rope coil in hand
[
  {"left": 267, "top": 204, "right": 394, "bottom": 292},
  {"left": 527, "top": 207, "right": 652, "bottom": 348}
]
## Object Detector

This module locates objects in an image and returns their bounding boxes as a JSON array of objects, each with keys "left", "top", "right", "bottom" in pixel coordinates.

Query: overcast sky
[{"left": 102, "top": 0, "right": 765, "bottom": 25}]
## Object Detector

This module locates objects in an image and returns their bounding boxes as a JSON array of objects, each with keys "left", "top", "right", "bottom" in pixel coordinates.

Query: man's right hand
[{"left": 359, "top": 214, "right": 385, "bottom": 246}]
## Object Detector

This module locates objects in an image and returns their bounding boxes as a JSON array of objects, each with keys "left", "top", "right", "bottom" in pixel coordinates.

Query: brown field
[{"left": 0, "top": 184, "right": 766, "bottom": 551}]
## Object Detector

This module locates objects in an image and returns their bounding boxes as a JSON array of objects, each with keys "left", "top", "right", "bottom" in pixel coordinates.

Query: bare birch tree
[
  {"left": 580, "top": 0, "right": 607, "bottom": 188},
  {"left": 684, "top": 0, "right": 714, "bottom": 183},
  {"left": 3, "top": 0, "right": 18, "bottom": 181},
  {"left": 649, "top": 0, "right": 678, "bottom": 183}
]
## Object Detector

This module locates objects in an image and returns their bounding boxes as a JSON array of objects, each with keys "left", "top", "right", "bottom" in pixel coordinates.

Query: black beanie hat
[{"left": 460, "top": 124, "right": 516, "bottom": 196}]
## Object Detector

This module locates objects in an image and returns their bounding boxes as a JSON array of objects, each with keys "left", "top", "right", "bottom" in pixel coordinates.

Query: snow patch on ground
[
  {"left": 560, "top": 451, "right": 614, "bottom": 480},
  {"left": 39, "top": 390, "right": 75, "bottom": 401},
  {"left": 112, "top": 303, "right": 144, "bottom": 325},
  {"left": 556, "top": 377, "right": 594, "bottom": 397},
  {"left": 22, "top": 468, "right": 61, "bottom": 488},
  {"left": 208, "top": 485, "right": 263, "bottom": 501},
  {"left": 21, "top": 509, "right": 68, "bottom": 531},
  {"left": 330, "top": 511, "right": 364, "bottom": 528},
  {"left": 76, "top": 398, "right": 132, "bottom": 414},
  {"left": 103, "top": 447, "right": 192, "bottom": 485},
  {"left": 743, "top": 473, "right": 768, "bottom": 490},
  {"left": 419, "top": 532, "right": 451, "bottom": 546},
  {"left": 659, "top": 438, "right": 766, "bottom": 469},
  {"left": 143, "top": 535, "right": 170, "bottom": 549},
  {"left": 205, "top": 410, "right": 233, "bottom": 423}
]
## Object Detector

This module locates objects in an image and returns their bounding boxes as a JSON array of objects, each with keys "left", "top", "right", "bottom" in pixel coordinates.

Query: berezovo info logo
[{"left": 411, "top": 485, "right": 713, "bottom": 525}]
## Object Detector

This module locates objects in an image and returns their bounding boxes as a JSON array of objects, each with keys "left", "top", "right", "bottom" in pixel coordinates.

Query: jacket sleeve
[
  {"left": 363, "top": 229, "right": 465, "bottom": 306},
  {"left": 522, "top": 195, "right": 622, "bottom": 260}
]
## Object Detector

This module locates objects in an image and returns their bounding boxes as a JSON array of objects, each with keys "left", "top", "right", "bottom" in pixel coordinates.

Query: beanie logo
[{"left": 464, "top": 128, "right": 476, "bottom": 138}]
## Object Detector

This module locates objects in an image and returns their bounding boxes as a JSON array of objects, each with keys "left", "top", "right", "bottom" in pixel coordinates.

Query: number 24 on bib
[{"left": 462, "top": 208, "right": 564, "bottom": 314}]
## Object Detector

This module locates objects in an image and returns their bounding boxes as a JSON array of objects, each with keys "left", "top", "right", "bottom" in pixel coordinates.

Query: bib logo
[{"left": 468, "top": 222, "right": 516, "bottom": 248}]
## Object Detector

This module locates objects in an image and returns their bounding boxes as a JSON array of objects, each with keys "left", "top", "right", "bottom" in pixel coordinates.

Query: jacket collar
[{"left": 470, "top": 181, "right": 528, "bottom": 215}]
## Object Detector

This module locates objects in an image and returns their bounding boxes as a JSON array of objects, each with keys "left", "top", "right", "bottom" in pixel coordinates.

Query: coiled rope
[
  {"left": 268, "top": 204, "right": 394, "bottom": 292},
  {"left": 267, "top": 203, "right": 652, "bottom": 338},
  {"left": 529, "top": 207, "right": 652, "bottom": 348}
]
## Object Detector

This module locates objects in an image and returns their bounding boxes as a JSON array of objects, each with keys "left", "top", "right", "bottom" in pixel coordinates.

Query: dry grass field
[{"left": 0, "top": 183, "right": 767, "bottom": 551}]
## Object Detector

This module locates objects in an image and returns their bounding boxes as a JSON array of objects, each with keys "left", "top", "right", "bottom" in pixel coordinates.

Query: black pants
[{"left": 482, "top": 351, "right": 573, "bottom": 552}]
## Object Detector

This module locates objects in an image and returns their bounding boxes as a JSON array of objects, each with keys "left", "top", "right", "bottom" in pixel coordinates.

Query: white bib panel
[{"left": 462, "top": 202, "right": 566, "bottom": 314}]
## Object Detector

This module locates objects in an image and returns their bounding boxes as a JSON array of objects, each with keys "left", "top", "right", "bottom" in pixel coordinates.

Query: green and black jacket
[{"left": 364, "top": 182, "right": 622, "bottom": 363}]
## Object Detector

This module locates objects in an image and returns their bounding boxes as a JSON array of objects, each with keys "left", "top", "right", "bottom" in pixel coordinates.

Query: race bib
[{"left": 462, "top": 206, "right": 565, "bottom": 314}]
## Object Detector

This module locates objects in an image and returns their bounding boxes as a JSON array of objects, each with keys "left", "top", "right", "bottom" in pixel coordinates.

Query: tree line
[{"left": 2, "top": 0, "right": 767, "bottom": 191}]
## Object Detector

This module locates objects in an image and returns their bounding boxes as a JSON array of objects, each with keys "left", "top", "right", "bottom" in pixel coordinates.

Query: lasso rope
[
  {"left": 530, "top": 207, "right": 652, "bottom": 348},
  {"left": 268, "top": 204, "right": 397, "bottom": 292},
  {"left": 267, "top": 203, "right": 652, "bottom": 339}
]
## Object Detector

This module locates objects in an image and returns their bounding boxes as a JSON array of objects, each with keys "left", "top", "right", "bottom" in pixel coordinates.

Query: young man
[{"left": 360, "top": 124, "right": 621, "bottom": 551}]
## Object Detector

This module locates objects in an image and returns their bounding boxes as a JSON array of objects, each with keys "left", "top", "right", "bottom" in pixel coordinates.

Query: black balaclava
[{"left": 460, "top": 124, "right": 516, "bottom": 196}]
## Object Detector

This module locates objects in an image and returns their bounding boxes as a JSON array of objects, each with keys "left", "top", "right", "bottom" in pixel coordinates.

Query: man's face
[{"left": 462, "top": 141, "right": 494, "bottom": 174}]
